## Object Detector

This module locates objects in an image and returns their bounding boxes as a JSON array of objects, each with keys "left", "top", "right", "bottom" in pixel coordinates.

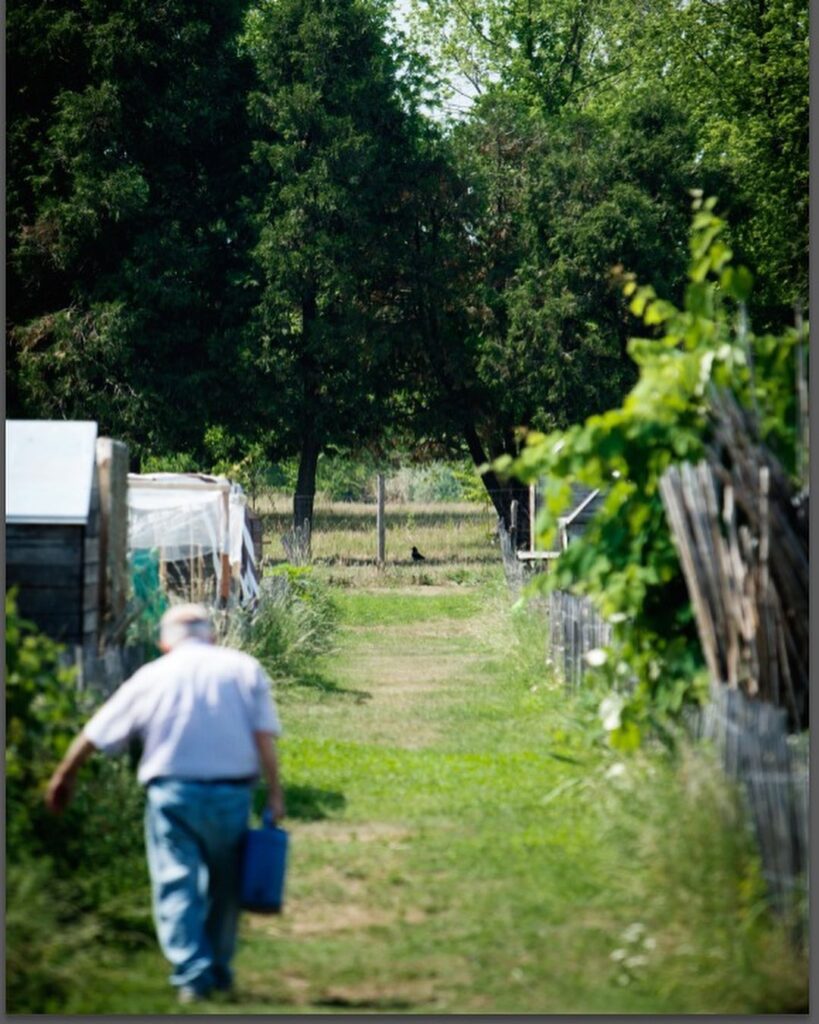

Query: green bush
[
  {"left": 219, "top": 565, "right": 339, "bottom": 677},
  {"left": 388, "top": 462, "right": 465, "bottom": 502},
  {"left": 5, "top": 590, "right": 151, "bottom": 1013},
  {"left": 6, "top": 588, "right": 83, "bottom": 847},
  {"left": 139, "top": 450, "right": 200, "bottom": 473},
  {"left": 316, "top": 453, "right": 377, "bottom": 501}
]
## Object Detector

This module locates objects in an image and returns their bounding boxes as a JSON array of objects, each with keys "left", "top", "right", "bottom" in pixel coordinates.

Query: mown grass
[{"left": 228, "top": 587, "right": 805, "bottom": 1016}]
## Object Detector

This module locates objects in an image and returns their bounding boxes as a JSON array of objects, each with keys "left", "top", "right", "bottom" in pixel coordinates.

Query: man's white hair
[{"left": 159, "top": 603, "right": 214, "bottom": 648}]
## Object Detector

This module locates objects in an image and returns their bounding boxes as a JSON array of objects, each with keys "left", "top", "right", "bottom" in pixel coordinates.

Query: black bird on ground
[{"left": 411, "top": 546, "right": 425, "bottom": 562}]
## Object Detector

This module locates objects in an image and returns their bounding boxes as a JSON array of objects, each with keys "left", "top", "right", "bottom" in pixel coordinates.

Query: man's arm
[
  {"left": 45, "top": 733, "right": 97, "bottom": 814},
  {"left": 253, "top": 731, "right": 285, "bottom": 822}
]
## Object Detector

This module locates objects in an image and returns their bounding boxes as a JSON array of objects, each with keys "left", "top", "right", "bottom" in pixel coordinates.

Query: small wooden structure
[
  {"left": 516, "top": 481, "right": 604, "bottom": 566},
  {"left": 6, "top": 421, "right": 101, "bottom": 664},
  {"left": 96, "top": 437, "right": 130, "bottom": 643}
]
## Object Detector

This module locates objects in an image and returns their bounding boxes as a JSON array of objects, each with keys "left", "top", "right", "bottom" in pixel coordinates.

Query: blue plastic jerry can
[{"left": 240, "top": 809, "right": 289, "bottom": 913}]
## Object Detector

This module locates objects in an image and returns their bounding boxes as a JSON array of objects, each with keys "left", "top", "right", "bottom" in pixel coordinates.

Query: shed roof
[{"left": 6, "top": 420, "right": 99, "bottom": 525}]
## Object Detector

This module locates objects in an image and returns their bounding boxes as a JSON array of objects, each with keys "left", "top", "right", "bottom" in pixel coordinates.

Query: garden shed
[{"left": 6, "top": 420, "right": 101, "bottom": 660}]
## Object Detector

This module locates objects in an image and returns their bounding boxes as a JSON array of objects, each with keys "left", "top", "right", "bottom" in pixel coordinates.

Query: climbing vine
[{"left": 503, "top": 198, "right": 804, "bottom": 747}]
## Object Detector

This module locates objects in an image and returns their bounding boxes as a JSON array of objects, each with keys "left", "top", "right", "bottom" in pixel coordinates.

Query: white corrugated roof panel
[{"left": 6, "top": 420, "right": 99, "bottom": 525}]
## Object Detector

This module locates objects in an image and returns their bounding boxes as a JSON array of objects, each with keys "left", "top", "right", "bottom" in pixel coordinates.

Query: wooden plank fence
[
  {"left": 546, "top": 590, "right": 612, "bottom": 691},
  {"left": 688, "top": 685, "right": 808, "bottom": 935},
  {"left": 540, "top": 587, "right": 807, "bottom": 937},
  {"left": 658, "top": 408, "right": 808, "bottom": 936}
]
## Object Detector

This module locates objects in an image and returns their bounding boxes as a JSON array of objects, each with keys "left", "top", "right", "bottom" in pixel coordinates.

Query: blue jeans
[{"left": 144, "top": 779, "right": 252, "bottom": 993}]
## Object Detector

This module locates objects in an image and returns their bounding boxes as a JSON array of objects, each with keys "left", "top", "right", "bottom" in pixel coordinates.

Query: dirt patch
[
  {"left": 357, "top": 659, "right": 463, "bottom": 685},
  {"left": 315, "top": 979, "right": 438, "bottom": 1010},
  {"left": 350, "top": 651, "right": 484, "bottom": 682},
  {"left": 297, "top": 820, "right": 413, "bottom": 843},
  {"left": 246, "top": 898, "right": 428, "bottom": 940},
  {"left": 291, "top": 903, "right": 395, "bottom": 936},
  {"left": 375, "top": 683, "right": 460, "bottom": 695}
]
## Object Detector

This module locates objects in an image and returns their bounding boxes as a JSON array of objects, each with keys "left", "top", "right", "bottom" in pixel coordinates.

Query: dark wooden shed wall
[{"left": 6, "top": 466, "right": 100, "bottom": 649}]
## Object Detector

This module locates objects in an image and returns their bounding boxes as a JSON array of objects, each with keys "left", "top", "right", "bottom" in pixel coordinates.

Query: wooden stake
[{"left": 376, "top": 473, "right": 385, "bottom": 567}]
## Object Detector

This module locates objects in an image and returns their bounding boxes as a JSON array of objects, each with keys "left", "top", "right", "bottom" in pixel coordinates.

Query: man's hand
[
  {"left": 44, "top": 734, "right": 96, "bottom": 815},
  {"left": 254, "top": 731, "right": 285, "bottom": 824},
  {"left": 45, "top": 771, "right": 76, "bottom": 815},
  {"left": 269, "top": 788, "right": 286, "bottom": 824}
]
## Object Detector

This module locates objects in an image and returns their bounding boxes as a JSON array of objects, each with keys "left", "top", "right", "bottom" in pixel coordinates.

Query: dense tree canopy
[
  {"left": 7, "top": 0, "right": 257, "bottom": 459},
  {"left": 621, "top": 0, "right": 809, "bottom": 323},
  {"left": 242, "top": 0, "right": 428, "bottom": 527},
  {"left": 408, "top": 0, "right": 808, "bottom": 322},
  {"left": 6, "top": 0, "right": 808, "bottom": 539}
]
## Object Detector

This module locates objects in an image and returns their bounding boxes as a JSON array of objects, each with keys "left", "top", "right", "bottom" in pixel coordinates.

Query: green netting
[{"left": 128, "top": 549, "right": 169, "bottom": 646}]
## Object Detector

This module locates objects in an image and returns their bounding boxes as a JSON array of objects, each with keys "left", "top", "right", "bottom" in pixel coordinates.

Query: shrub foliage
[{"left": 505, "top": 200, "right": 804, "bottom": 747}]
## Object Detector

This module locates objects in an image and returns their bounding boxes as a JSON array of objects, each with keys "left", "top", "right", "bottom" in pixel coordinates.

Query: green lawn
[{"left": 54, "top": 575, "right": 806, "bottom": 1014}]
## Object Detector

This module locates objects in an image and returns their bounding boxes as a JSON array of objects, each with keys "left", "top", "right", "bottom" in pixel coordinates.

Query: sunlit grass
[{"left": 233, "top": 591, "right": 806, "bottom": 1015}]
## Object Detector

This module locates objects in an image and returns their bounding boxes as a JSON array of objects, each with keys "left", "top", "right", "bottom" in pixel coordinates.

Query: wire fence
[{"left": 256, "top": 492, "right": 504, "bottom": 570}]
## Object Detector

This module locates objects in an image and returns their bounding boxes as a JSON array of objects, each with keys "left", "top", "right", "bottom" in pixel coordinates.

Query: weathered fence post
[
  {"left": 510, "top": 499, "right": 519, "bottom": 552},
  {"left": 376, "top": 472, "right": 385, "bottom": 567}
]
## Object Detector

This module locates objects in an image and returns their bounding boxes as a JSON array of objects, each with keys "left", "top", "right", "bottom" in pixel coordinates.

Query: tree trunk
[
  {"left": 293, "top": 436, "right": 320, "bottom": 534},
  {"left": 463, "top": 422, "right": 531, "bottom": 550}
]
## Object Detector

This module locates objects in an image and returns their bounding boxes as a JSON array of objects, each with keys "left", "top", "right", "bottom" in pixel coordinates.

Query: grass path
[
  {"left": 219, "top": 583, "right": 803, "bottom": 1015},
  {"left": 233, "top": 583, "right": 609, "bottom": 1014},
  {"left": 65, "top": 580, "right": 806, "bottom": 1014}
]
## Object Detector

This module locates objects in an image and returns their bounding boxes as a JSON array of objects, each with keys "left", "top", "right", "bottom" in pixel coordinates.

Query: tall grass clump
[
  {"left": 5, "top": 591, "right": 152, "bottom": 1014},
  {"left": 585, "top": 745, "right": 808, "bottom": 1012},
  {"left": 218, "top": 565, "right": 338, "bottom": 678}
]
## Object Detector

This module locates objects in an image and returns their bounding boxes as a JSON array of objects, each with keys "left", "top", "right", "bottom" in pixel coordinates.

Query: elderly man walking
[{"left": 45, "top": 603, "right": 285, "bottom": 1004}]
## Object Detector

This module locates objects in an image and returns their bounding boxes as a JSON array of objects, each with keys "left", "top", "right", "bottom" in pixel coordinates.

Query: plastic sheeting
[
  {"left": 127, "top": 474, "right": 260, "bottom": 603},
  {"left": 128, "top": 474, "right": 228, "bottom": 559},
  {"left": 229, "top": 487, "right": 261, "bottom": 603}
]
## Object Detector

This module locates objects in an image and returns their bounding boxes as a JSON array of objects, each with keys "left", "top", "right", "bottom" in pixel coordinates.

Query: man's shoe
[{"left": 178, "top": 985, "right": 210, "bottom": 1005}]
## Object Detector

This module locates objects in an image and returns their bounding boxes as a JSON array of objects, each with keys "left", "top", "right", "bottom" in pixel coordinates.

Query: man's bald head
[{"left": 159, "top": 603, "right": 214, "bottom": 650}]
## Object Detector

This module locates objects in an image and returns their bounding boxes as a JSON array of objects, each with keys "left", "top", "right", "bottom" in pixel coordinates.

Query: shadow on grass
[
  {"left": 283, "top": 784, "right": 347, "bottom": 821},
  {"left": 281, "top": 668, "right": 371, "bottom": 703},
  {"left": 314, "top": 995, "right": 418, "bottom": 1010}
]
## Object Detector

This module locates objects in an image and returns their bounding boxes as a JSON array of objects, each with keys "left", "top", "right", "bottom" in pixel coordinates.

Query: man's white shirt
[{"left": 84, "top": 639, "right": 281, "bottom": 784}]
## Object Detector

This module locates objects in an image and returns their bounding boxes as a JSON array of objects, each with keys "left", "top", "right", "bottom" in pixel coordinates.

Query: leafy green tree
[
  {"left": 396, "top": 0, "right": 713, "bottom": 543},
  {"left": 397, "top": 90, "right": 701, "bottom": 542},
  {"left": 407, "top": 0, "right": 630, "bottom": 114},
  {"left": 410, "top": 0, "right": 808, "bottom": 327},
  {"left": 7, "top": 0, "right": 258, "bottom": 461},
  {"left": 618, "top": 0, "right": 808, "bottom": 323},
  {"left": 242, "top": 0, "right": 428, "bottom": 530}
]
